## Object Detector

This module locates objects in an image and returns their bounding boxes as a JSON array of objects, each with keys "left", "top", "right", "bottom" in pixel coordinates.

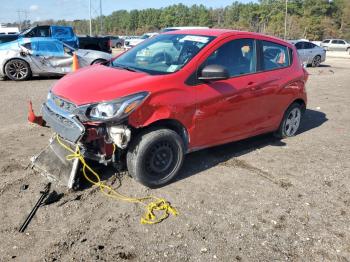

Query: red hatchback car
[{"left": 43, "top": 29, "right": 308, "bottom": 187}]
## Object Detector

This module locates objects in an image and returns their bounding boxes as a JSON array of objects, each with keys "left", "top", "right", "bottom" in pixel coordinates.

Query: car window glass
[
  {"left": 331, "top": 40, "right": 338, "bottom": 44},
  {"left": 262, "top": 41, "right": 289, "bottom": 70},
  {"left": 322, "top": 40, "right": 330, "bottom": 43},
  {"left": 22, "top": 43, "right": 32, "bottom": 50},
  {"left": 303, "top": 42, "right": 313, "bottom": 49},
  {"left": 37, "top": 27, "right": 50, "bottom": 37},
  {"left": 203, "top": 38, "right": 256, "bottom": 77},
  {"left": 52, "top": 27, "right": 74, "bottom": 38},
  {"left": 113, "top": 34, "right": 215, "bottom": 75},
  {"left": 295, "top": 42, "right": 304, "bottom": 50},
  {"left": 38, "top": 41, "right": 64, "bottom": 55},
  {"left": 338, "top": 40, "right": 345, "bottom": 45}
]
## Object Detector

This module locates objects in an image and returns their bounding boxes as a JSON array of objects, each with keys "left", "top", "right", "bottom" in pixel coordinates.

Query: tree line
[{"left": 6, "top": 0, "right": 350, "bottom": 40}]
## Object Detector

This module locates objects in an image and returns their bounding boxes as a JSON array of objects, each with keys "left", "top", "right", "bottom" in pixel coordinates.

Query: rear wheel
[
  {"left": 311, "top": 55, "right": 321, "bottom": 67},
  {"left": 4, "top": 59, "right": 31, "bottom": 81},
  {"left": 127, "top": 128, "right": 185, "bottom": 188},
  {"left": 116, "top": 43, "right": 122, "bottom": 49},
  {"left": 275, "top": 103, "right": 303, "bottom": 138}
]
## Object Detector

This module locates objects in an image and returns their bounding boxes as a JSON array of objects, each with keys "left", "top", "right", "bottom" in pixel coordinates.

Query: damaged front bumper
[
  {"left": 42, "top": 95, "right": 132, "bottom": 165},
  {"left": 42, "top": 98, "right": 85, "bottom": 143}
]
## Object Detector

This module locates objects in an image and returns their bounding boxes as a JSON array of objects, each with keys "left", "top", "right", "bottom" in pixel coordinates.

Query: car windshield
[
  {"left": 112, "top": 34, "right": 215, "bottom": 75},
  {"left": 140, "top": 34, "right": 150, "bottom": 39}
]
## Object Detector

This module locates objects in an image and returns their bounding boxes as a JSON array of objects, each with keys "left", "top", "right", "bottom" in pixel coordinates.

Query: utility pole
[
  {"left": 284, "top": 0, "right": 288, "bottom": 40},
  {"left": 89, "top": 0, "right": 92, "bottom": 36},
  {"left": 100, "top": 0, "right": 103, "bottom": 35},
  {"left": 17, "top": 10, "right": 22, "bottom": 31}
]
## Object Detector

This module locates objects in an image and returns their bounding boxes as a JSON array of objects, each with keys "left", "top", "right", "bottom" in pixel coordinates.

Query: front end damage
[{"left": 32, "top": 92, "right": 144, "bottom": 188}]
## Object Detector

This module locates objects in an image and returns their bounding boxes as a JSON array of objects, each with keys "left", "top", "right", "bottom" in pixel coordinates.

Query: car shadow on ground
[
  {"left": 174, "top": 109, "right": 328, "bottom": 183},
  {"left": 76, "top": 109, "right": 327, "bottom": 189}
]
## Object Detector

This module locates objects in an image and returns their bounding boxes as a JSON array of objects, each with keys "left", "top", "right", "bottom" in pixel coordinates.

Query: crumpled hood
[{"left": 52, "top": 64, "right": 157, "bottom": 105}]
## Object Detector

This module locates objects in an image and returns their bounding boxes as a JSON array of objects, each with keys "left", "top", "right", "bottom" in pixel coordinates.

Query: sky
[{"left": 0, "top": 0, "right": 257, "bottom": 23}]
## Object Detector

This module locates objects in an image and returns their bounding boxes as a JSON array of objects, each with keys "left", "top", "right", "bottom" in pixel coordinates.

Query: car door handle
[{"left": 247, "top": 81, "right": 261, "bottom": 91}]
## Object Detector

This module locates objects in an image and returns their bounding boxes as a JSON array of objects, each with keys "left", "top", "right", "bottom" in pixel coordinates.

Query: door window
[
  {"left": 37, "top": 41, "right": 64, "bottom": 56},
  {"left": 203, "top": 38, "right": 257, "bottom": 77},
  {"left": 262, "top": 41, "right": 290, "bottom": 71},
  {"left": 338, "top": 40, "right": 346, "bottom": 45}
]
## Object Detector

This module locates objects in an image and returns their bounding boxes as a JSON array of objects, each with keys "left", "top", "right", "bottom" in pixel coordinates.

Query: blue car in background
[{"left": 19, "top": 25, "right": 79, "bottom": 48}]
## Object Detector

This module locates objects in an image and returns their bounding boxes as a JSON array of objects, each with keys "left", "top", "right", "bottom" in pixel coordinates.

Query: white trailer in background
[{"left": 0, "top": 24, "right": 20, "bottom": 35}]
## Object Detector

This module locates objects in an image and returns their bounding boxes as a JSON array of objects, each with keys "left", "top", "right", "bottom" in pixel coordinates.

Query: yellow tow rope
[{"left": 55, "top": 135, "right": 178, "bottom": 224}]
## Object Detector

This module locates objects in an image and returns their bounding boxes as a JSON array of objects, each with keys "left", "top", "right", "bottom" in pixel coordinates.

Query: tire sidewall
[
  {"left": 5, "top": 59, "right": 31, "bottom": 81},
  {"left": 127, "top": 129, "right": 185, "bottom": 188},
  {"left": 279, "top": 103, "right": 303, "bottom": 138}
]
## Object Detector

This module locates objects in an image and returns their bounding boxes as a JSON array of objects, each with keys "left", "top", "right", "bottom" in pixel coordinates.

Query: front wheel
[
  {"left": 275, "top": 103, "right": 303, "bottom": 138},
  {"left": 4, "top": 59, "right": 31, "bottom": 81},
  {"left": 127, "top": 128, "right": 185, "bottom": 188}
]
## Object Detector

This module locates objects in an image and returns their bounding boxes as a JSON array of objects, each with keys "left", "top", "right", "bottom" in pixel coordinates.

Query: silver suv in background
[
  {"left": 290, "top": 40, "right": 326, "bottom": 67},
  {"left": 320, "top": 39, "right": 350, "bottom": 51}
]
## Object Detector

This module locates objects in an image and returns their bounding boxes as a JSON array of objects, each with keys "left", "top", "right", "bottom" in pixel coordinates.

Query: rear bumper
[{"left": 42, "top": 99, "right": 85, "bottom": 143}]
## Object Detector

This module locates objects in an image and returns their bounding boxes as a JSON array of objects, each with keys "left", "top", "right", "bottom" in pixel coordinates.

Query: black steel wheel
[
  {"left": 127, "top": 128, "right": 185, "bottom": 188},
  {"left": 4, "top": 59, "right": 31, "bottom": 81}
]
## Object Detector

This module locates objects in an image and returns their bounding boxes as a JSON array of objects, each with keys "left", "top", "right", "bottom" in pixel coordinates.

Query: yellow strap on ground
[{"left": 55, "top": 135, "right": 178, "bottom": 224}]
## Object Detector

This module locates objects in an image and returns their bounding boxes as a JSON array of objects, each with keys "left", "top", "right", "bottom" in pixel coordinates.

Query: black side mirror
[{"left": 198, "top": 64, "right": 230, "bottom": 81}]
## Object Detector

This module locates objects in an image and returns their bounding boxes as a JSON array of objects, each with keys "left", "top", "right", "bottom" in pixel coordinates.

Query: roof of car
[{"left": 163, "top": 29, "right": 290, "bottom": 43}]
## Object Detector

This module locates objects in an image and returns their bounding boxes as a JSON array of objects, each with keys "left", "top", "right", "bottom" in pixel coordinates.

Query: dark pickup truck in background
[
  {"left": 0, "top": 25, "right": 112, "bottom": 54},
  {"left": 77, "top": 35, "right": 111, "bottom": 54}
]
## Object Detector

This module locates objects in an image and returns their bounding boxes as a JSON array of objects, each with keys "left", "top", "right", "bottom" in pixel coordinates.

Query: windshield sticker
[
  {"left": 167, "top": 65, "right": 179, "bottom": 72},
  {"left": 179, "top": 35, "right": 209, "bottom": 44}
]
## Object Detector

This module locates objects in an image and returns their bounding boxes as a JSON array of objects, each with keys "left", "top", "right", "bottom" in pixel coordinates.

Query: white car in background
[
  {"left": 320, "top": 39, "right": 350, "bottom": 51},
  {"left": 289, "top": 40, "right": 326, "bottom": 67},
  {"left": 124, "top": 32, "right": 159, "bottom": 50}
]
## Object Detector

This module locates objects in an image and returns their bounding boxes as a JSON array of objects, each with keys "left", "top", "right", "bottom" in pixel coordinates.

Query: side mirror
[{"left": 198, "top": 64, "right": 230, "bottom": 81}]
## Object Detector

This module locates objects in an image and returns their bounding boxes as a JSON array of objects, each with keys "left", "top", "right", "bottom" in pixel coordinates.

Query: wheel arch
[
  {"left": 132, "top": 118, "right": 190, "bottom": 151},
  {"left": 290, "top": 98, "right": 306, "bottom": 113}
]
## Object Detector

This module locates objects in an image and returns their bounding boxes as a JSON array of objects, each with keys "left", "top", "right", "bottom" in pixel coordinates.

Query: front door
[
  {"left": 192, "top": 38, "right": 264, "bottom": 147},
  {"left": 30, "top": 40, "right": 73, "bottom": 74}
]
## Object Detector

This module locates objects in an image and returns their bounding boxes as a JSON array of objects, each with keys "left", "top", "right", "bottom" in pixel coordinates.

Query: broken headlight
[{"left": 87, "top": 92, "right": 149, "bottom": 121}]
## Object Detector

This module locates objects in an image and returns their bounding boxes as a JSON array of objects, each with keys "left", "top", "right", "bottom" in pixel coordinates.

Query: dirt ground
[{"left": 0, "top": 57, "right": 349, "bottom": 262}]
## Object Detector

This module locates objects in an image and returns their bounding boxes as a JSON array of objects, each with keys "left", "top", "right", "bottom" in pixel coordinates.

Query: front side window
[
  {"left": 322, "top": 40, "right": 330, "bottom": 43},
  {"left": 202, "top": 38, "right": 257, "bottom": 77},
  {"left": 262, "top": 41, "right": 290, "bottom": 71},
  {"left": 113, "top": 34, "right": 215, "bottom": 75},
  {"left": 338, "top": 40, "right": 346, "bottom": 45},
  {"left": 37, "top": 41, "right": 64, "bottom": 55}
]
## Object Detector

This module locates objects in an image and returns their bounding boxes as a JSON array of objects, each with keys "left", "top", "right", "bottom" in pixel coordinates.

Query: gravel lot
[{"left": 0, "top": 57, "right": 349, "bottom": 261}]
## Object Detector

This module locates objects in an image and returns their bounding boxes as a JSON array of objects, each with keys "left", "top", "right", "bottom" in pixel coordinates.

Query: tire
[
  {"left": 275, "top": 102, "right": 303, "bottom": 139},
  {"left": 4, "top": 59, "right": 31, "bottom": 81},
  {"left": 311, "top": 55, "right": 321, "bottom": 67},
  {"left": 91, "top": 59, "right": 107, "bottom": 65},
  {"left": 127, "top": 128, "right": 185, "bottom": 188},
  {"left": 116, "top": 43, "right": 122, "bottom": 49}
]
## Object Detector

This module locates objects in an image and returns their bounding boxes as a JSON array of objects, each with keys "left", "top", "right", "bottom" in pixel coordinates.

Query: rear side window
[
  {"left": 203, "top": 38, "right": 257, "bottom": 77},
  {"left": 262, "top": 41, "right": 290, "bottom": 71},
  {"left": 322, "top": 40, "right": 330, "bottom": 43},
  {"left": 52, "top": 27, "right": 74, "bottom": 38}
]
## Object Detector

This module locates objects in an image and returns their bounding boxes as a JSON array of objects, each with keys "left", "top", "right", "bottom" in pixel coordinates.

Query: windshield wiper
[{"left": 112, "top": 64, "right": 142, "bottom": 73}]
